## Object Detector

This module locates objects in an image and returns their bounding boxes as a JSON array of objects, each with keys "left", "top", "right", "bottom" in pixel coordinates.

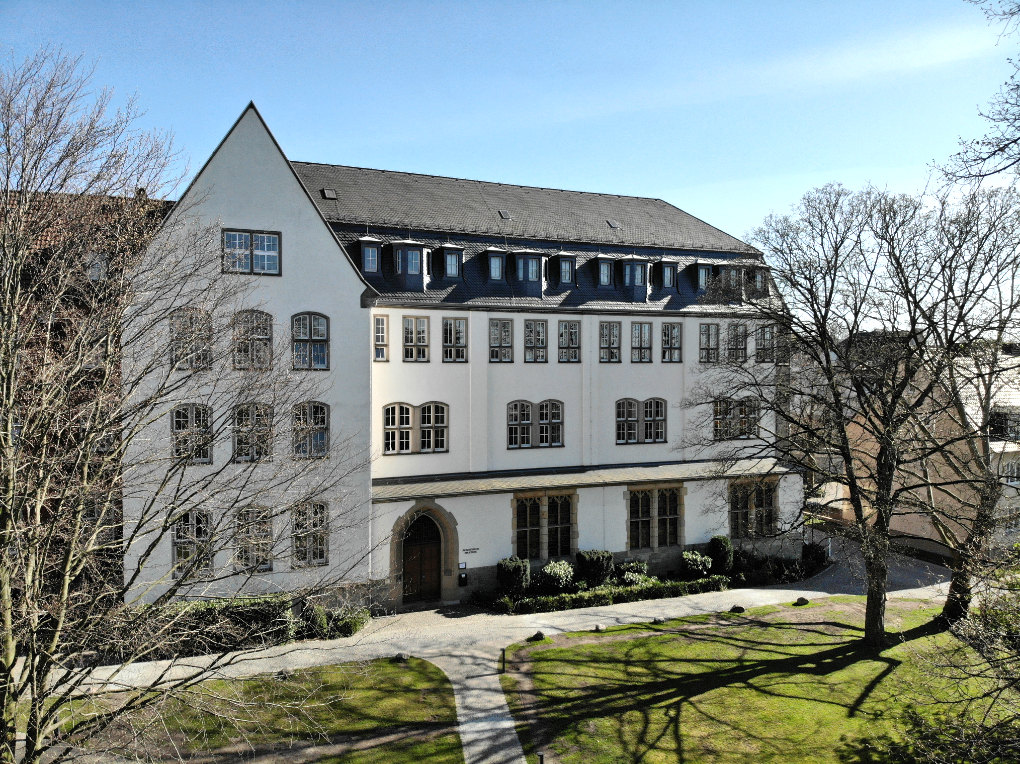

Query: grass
[
  {"left": 102, "top": 657, "right": 463, "bottom": 762},
  {"left": 501, "top": 597, "right": 992, "bottom": 764}
]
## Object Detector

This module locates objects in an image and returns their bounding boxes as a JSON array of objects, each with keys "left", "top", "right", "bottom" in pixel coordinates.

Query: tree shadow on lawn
[{"left": 514, "top": 616, "right": 946, "bottom": 763}]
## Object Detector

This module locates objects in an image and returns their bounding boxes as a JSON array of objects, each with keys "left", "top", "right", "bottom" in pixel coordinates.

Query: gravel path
[{"left": 92, "top": 540, "right": 951, "bottom": 764}]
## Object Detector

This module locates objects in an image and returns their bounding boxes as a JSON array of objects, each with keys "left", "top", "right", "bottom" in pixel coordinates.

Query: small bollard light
[
  {"left": 538, "top": 753, "right": 545, "bottom": 764},
  {"left": 500, "top": 647, "right": 506, "bottom": 674}
]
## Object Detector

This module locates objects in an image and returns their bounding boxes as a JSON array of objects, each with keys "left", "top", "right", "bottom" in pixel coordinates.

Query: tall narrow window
[
  {"left": 662, "top": 322, "right": 682, "bottom": 363},
  {"left": 548, "top": 495, "right": 573, "bottom": 557},
  {"left": 233, "top": 310, "right": 273, "bottom": 370},
  {"left": 515, "top": 497, "right": 541, "bottom": 560},
  {"left": 235, "top": 506, "right": 273, "bottom": 572},
  {"left": 697, "top": 264, "right": 711, "bottom": 291},
  {"left": 402, "top": 316, "right": 429, "bottom": 362},
  {"left": 558, "top": 320, "right": 581, "bottom": 363},
  {"left": 172, "top": 510, "right": 212, "bottom": 579},
  {"left": 662, "top": 264, "right": 676, "bottom": 288},
  {"left": 232, "top": 403, "right": 273, "bottom": 462},
  {"left": 756, "top": 325, "right": 776, "bottom": 363},
  {"left": 699, "top": 323, "right": 719, "bottom": 363},
  {"left": 524, "top": 320, "right": 548, "bottom": 362},
  {"left": 616, "top": 399, "right": 638, "bottom": 444},
  {"left": 445, "top": 251, "right": 461, "bottom": 278},
  {"left": 363, "top": 245, "right": 379, "bottom": 272},
  {"left": 169, "top": 308, "right": 212, "bottom": 370},
  {"left": 658, "top": 488, "right": 681, "bottom": 547},
  {"left": 442, "top": 317, "right": 468, "bottom": 362},
  {"left": 489, "top": 319, "right": 513, "bottom": 362},
  {"left": 599, "top": 321, "right": 621, "bottom": 363},
  {"left": 293, "top": 401, "right": 329, "bottom": 458},
  {"left": 727, "top": 323, "right": 747, "bottom": 362},
  {"left": 517, "top": 257, "right": 540, "bottom": 281},
  {"left": 419, "top": 402, "right": 448, "bottom": 453},
  {"left": 629, "top": 490, "right": 651, "bottom": 549},
  {"left": 631, "top": 322, "right": 652, "bottom": 362},
  {"left": 293, "top": 501, "right": 328, "bottom": 567},
  {"left": 489, "top": 254, "right": 504, "bottom": 281},
  {"left": 171, "top": 404, "right": 212, "bottom": 465},
  {"left": 559, "top": 258, "right": 574, "bottom": 284},
  {"left": 599, "top": 261, "right": 613, "bottom": 286},
  {"left": 507, "top": 400, "right": 533, "bottom": 448},
  {"left": 374, "top": 315, "right": 388, "bottom": 361},
  {"left": 538, "top": 400, "right": 563, "bottom": 446},
  {"left": 624, "top": 263, "right": 646, "bottom": 286},
  {"left": 643, "top": 398, "right": 666, "bottom": 442},
  {"left": 730, "top": 483, "right": 777, "bottom": 538},
  {"left": 292, "top": 312, "right": 329, "bottom": 369}
]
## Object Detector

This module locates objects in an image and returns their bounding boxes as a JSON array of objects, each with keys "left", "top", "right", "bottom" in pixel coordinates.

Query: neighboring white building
[{"left": 128, "top": 104, "right": 803, "bottom": 608}]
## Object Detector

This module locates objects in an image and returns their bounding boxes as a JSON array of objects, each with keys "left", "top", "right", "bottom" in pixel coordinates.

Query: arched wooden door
[{"left": 402, "top": 514, "right": 442, "bottom": 602}]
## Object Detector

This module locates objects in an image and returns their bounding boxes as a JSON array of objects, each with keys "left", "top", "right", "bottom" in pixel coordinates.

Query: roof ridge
[{"left": 290, "top": 159, "right": 672, "bottom": 204}]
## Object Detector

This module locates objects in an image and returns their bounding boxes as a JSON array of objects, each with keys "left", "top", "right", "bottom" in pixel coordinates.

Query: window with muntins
[
  {"left": 658, "top": 488, "right": 681, "bottom": 547},
  {"left": 374, "top": 315, "right": 388, "bottom": 361},
  {"left": 223, "top": 230, "right": 280, "bottom": 275},
  {"left": 232, "top": 403, "right": 273, "bottom": 462},
  {"left": 443, "top": 318, "right": 467, "bottom": 362},
  {"left": 727, "top": 323, "right": 747, "bottom": 362},
  {"left": 616, "top": 398, "right": 666, "bottom": 444},
  {"left": 396, "top": 247, "right": 422, "bottom": 275},
  {"left": 598, "top": 261, "right": 613, "bottom": 286},
  {"left": 363, "top": 245, "right": 379, "bottom": 272},
  {"left": 729, "top": 483, "right": 777, "bottom": 538},
  {"left": 489, "top": 254, "right": 505, "bottom": 281},
  {"left": 713, "top": 398, "right": 758, "bottom": 440},
  {"left": 559, "top": 258, "right": 574, "bottom": 284},
  {"left": 292, "top": 313, "right": 329, "bottom": 369},
  {"left": 508, "top": 400, "right": 563, "bottom": 448},
  {"left": 558, "top": 320, "right": 580, "bottom": 362},
  {"left": 548, "top": 495, "right": 573, "bottom": 557},
  {"left": 507, "top": 400, "right": 533, "bottom": 448},
  {"left": 662, "top": 322, "right": 682, "bottom": 362},
  {"left": 293, "top": 501, "right": 328, "bottom": 567},
  {"left": 623, "top": 262, "right": 646, "bottom": 286},
  {"left": 402, "top": 316, "right": 429, "bottom": 362},
  {"left": 631, "top": 322, "right": 652, "bottom": 362},
  {"left": 171, "top": 404, "right": 212, "bottom": 464},
  {"left": 599, "top": 321, "right": 621, "bottom": 362},
  {"left": 172, "top": 510, "right": 212, "bottom": 580},
  {"left": 699, "top": 323, "right": 719, "bottom": 363},
  {"left": 662, "top": 264, "right": 676, "bottom": 288},
  {"left": 515, "top": 497, "right": 541, "bottom": 560},
  {"left": 629, "top": 490, "right": 651, "bottom": 549},
  {"left": 538, "top": 400, "right": 563, "bottom": 446},
  {"left": 524, "top": 320, "right": 548, "bottom": 362},
  {"left": 293, "top": 401, "right": 329, "bottom": 458},
  {"left": 233, "top": 310, "right": 273, "bottom": 370},
  {"left": 382, "top": 402, "right": 448, "bottom": 454},
  {"left": 235, "top": 506, "right": 273, "bottom": 572},
  {"left": 169, "top": 308, "right": 212, "bottom": 370},
  {"left": 419, "top": 402, "right": 448, "bottom": 453},
  {"left": 756, "top": 325, "right": 775, "bottom": 363},
  {"left": 383, "top": 403, "right": 413, "bottom": 454},
  {"left": 489, "top": 319, "right": 513, "bottom": 362},
  {"left": 697, "top": 265, "right": 711, "bottom": 291},
  {"left": 445, "top": 251, "right": 461, "bottom": 278},
  {"left": 517, "top": 256, "right": 540, "bottom": 282}
]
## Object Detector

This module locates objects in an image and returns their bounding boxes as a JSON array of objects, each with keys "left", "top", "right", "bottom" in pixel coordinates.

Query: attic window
[
  {"left": 322, "top": 188, "right": 337, "bottom": 200},
  {"left": 498, "top": 210, "right": 512, "bottom": 220},
  {"left": 606, "top": 219, "right": 620, "bottom": 229}
]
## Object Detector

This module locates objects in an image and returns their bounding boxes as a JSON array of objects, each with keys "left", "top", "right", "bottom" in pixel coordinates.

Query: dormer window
[
  {"left": 623, "top": 262, "right": 646, "bottom": 287},
  {"left": 445, "top": 251, "right": 461, "bottom": 278},
  {"left": 395, "top": 247, "right": 422, "bottom": 275},
  {"left": 720, "top": 266, "right": 741, "bottom": 291},
  {"left": 363, "top": 245, "right": 379, "bottom": 272},
  {"left": 489, "top": 253, "right": 505, "bottom": 281},
  {"left": 662, "top": 263, "right": 676, "bottom": 289},
  {"left": 598, "top": 260, "right": 613, "bottom": 287},
  {"left": 517, "top": 256, "right": 540, "bottom": 282},
  {"left": 697, "top": 264, "right": 711, "bottom": 292},
  {"left": 559, "top": 258, "right": 574, "bottom": 284},
  {"left": 751, "top": 268, "right": 769, "bottom": 296}
]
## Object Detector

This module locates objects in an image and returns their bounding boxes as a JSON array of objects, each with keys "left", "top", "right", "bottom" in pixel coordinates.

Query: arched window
[
  {"left": 171, "top": 403, "right": 212, "bottom": 464},
  {"left": 292, "top": 312, "right": 329, "bottom": 369},
  {"left": 383, "top": 403, "right": 413, "bottom": 454},
  {"left": 419, "top": 402, "right": 448, "bottom": 453},
  {"left": 172, "top": 510, "right": 212, "bottom": 580},
  {"left": 232, "top": 310, "right": 272, "bottom": 370},
  {"left": 293, "top": 501, "right": 329, "bottom": 566},
  {"left": 232, "top": 403, "right": 273, "bottom": 462},
  {"left": 616, "top": 398, "right": 638, "bottom": 444},
  {"left": 616, "top": 398, "right": 666, "bottom": 444},
  {"left": 538, "top": 400, "right": 563, "bottom": 447},
  {"left": 507, "top": 400, "right": 532, "bottom": 449},
  {"left": 169, "top": 308, "right": 212, "bottom": 370},
  {"left": 293, "top": 401, "right": 329, "bottom": 458}
]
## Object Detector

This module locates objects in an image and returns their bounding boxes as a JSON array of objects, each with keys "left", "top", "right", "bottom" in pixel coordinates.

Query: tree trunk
[
  {"left": 941, "top": 566, "right": 972, "bottom": 624},
  {"left": 861, "top": 534, "right": 889, "bottom": 648}
]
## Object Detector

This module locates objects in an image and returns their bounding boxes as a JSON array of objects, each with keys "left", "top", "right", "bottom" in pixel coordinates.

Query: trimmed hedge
[
  {"left": 576, "top": 550, "right": 615, "bottom": 587},
  {"left": 300, "top": 604, "right": 371, "bottom": 640},
  {"left": 707, "top": 535, "right": 734, "bottom": 574},
  {"left": 680, "top": 551, "right": 712, "bottom": 580},
  {"left": 493, "top": 575, "right": 729, "bottom": 615},
  {"left": 497, "top": 556, "right": 531, "bottom": 598}
]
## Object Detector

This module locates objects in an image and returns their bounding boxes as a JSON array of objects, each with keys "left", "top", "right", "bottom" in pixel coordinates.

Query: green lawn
[
  {"left": 501, "top": 597, "right": 988, "bottom": 764},
  {"left": 106, "top": 657, "right": 463, "bottom": 763}
]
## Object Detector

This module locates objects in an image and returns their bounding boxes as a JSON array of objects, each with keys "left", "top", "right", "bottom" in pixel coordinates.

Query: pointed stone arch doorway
[{"left": 391, "top": 502, "right": 459, "bottom": 606}]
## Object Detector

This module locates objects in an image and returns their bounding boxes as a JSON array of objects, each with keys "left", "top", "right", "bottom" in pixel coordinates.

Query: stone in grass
[
  {"left": 652, "top": 617, "right": 666, "bottom": 625},
  {"left": 391, "top": 652, "right": 411, "bottom": 663},
  {"left": 593, "top": 624, "right": 605, "bottom": 633},
  {"left": 527, "top": 631, "right": 545, "bottom": 642},
  {"left": 794, "top": 597, "right": 810, "bottom": 607},
  {"left": 729, "top": 605, "right": 745, "bottom": 614}
]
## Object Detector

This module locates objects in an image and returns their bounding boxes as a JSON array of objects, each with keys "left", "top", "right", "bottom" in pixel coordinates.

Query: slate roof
[{"left": 291, "top": 161, "right": 757, "bottom": 254}]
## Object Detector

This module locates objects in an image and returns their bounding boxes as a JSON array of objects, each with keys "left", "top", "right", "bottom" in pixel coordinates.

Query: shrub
[
  {"left": 802, "top": 541, "right": 828, "bottom": 575},
  {"left": 707, "top": 535, "right": 734, "bottom": 574},
  {"left": 616, "top": 560, "right": 648, "bottom": 578},
  {"left": 622, "top": 571, "right": 653, "bottom": 587},
  {"left": 576, "top": 550, "right": 615, "bottom": 587},
  {"left": 538, "top": 560, "right": 575, "bottom": 593},
  {"left": 499, "top": 575, "right": 730, "bottom": 615},
  {"left": 680, "top": 551, "right": 712, "bottom": 580},
  {"left": 496, "top": 556, "right": 531, "bottom": 599}
]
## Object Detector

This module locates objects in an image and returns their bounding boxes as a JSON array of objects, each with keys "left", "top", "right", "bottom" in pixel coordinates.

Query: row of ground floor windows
[{"left": 510, "top": 481, "right": 778, "bottom": 561}]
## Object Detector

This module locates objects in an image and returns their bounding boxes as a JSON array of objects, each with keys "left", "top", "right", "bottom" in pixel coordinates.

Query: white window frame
[
  {"left": 374, "top": 315, "right": 388, "bottom": 361},
  {"left": 223, "top": 229, "right": 281, "bottom": 275},
  {"left": 402, "top": 316, "right": 429, "bottom": 362}
]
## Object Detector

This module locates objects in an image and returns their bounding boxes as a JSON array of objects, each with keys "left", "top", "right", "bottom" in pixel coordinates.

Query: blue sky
[{"left": 2, "top": 0, "right": 1014, "bottom": 240}]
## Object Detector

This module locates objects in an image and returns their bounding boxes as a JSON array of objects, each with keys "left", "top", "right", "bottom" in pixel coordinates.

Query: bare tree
[{"left": 0, "top": 51, "right": 370, "bottom": 763}]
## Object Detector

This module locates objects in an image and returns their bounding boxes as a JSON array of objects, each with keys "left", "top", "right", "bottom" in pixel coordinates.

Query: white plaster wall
[{"left": 122, "top": 108, "right": 373, "bottom": 601}]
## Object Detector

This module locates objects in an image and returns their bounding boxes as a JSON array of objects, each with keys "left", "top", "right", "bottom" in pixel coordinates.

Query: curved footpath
[{"left": 95, "top": 543, "right": 951, "bottom": 764}]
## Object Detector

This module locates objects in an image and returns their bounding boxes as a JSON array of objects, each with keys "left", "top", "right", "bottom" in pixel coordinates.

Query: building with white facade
[{"left": 132, "top": 104, "right": 803, "bottom": 608}]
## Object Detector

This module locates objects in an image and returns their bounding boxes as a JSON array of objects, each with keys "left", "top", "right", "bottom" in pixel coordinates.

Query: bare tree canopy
[{"left": 0, "top": 50, "right": 369, "bottom": 764}]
